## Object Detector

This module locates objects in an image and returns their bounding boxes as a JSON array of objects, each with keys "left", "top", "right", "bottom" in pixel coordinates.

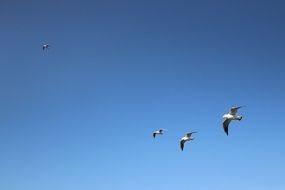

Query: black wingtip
[
  {"left": 237, "top": 105, "right": 246, "bottom": 109},
  {"left": 223, "top": 126, "right": 229, "bottom": 136},
  {"left": 180, "top": 142, "right": 184, "bottom": 151}
]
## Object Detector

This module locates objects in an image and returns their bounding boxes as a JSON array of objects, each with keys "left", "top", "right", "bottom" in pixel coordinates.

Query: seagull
[
  {"left": 153, "top": 128, "right": 166, "bottom": 138},
  {"left": 180, "top": 132, "right": 197, "bottom": 151},
  {"left": 222, "top": 106, "right": 244, "bottom": 135},
  {"left": 43, "top": 43, "right": 50, "bottom": 50}
]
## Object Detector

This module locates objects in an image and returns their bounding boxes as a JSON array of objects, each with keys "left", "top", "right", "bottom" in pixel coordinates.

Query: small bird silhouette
[
  {"left": 222, "top": 106, "right": 244, "bottom": 135},
  {"left": 152, "top": 128, "right": 166, "bottom": 138},
  {"left": 180, "top": 132, "right": 197, "bottom": 151},
  {"left": 42, "top": 43, "right": 50, "bottom": 51}
]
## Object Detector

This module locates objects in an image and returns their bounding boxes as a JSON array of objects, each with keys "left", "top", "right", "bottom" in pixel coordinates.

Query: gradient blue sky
[{"left": 1, "top": 0, "right": 285, "bottom": 189}]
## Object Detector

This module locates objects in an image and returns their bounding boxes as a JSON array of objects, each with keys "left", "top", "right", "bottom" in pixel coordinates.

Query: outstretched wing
[
  {"left": 186, "top": 132, "right": 197, "bottom": 137},
  {"left": 153, "top": 133, "right": 156, "bottom": 138},
  {"left": 180, "top": 140, "right": 185, "bottom": 151},
  {"left": 186, "top": 133, "right": 192, "bottom": 138},
  {"left": 230, "top": 106, "right": 243, "bottom": 115},
  {"left": 223, "top": 118, "right": 231, "bottom": 135}
]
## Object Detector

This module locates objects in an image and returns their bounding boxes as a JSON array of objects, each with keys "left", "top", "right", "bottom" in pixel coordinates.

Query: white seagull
[
  {"left": 180, "top": 132, "right": 197, "bottom": 151},
  {"left": 153, "top": 128, "right": 166, "bottom": 138},
  {"left": 222, "top": 106, "right": 244, "bottom": 135},
  {"left": 43, "top": 43, "right": 50, "bottom": 50}
]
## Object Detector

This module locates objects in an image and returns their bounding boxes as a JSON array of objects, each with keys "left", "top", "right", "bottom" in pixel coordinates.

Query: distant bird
[
  {"left": 222, "top": 106, "right": 244, "bottom": 135},
  {"left": 153, "top": 128, "right": 166, "bottom": 138},
  {"left": 42, "top": 43, "right": 50, "bottom": 50},
  {"left": 180, "top": 132, "right": 197, "bottom": 151}
]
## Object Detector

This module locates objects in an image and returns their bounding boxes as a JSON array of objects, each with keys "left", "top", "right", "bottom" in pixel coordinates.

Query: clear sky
[{"left": 1, "top": 0, "right": 285, "bottom": 189}]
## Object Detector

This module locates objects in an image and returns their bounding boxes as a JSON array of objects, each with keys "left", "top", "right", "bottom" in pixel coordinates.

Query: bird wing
[
  {"left": 186, "top": 133, "right": 192, "bottom": 138},
  {"left": 180, "top": 139, "right": 185, "bottom": 151},
  {"left": 186, "top": 132, "right": 197, "bottom": 137},
  {"left": 230, "top": 106, "right": 242, "bottom": 115},
  {"left": 223, "top": 118, "right": 231, "bottom": 135},
  {"left": 43, "top": 46, "right": 45, "bottom": 50},
  {"left": 153, "top": 133, "right": 156, "bottom": 138}
]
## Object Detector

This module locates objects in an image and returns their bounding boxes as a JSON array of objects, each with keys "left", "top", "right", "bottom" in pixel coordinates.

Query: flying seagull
[
  {"left": 222, "top": 106, "right": 244, "bottom": 135},
  {"left": 43, "top": 43, "right": 50, "bottom": 50},
  {"left": 153, "top": 128, "right": 166, "bottom": 138},
  {"left": 180, "top": 132, "right": 197, "bottom": 151}
]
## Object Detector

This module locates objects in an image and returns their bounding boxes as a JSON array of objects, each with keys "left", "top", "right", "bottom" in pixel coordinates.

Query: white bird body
[
  {"left": 222, "top": 106, "right": 243, "bottom": 135},
  {"left": 223, "top": 113, "right": 241, "bottom": 120},
  {"left": 180, "top": 136, "right": 194, "bottom": 142}
]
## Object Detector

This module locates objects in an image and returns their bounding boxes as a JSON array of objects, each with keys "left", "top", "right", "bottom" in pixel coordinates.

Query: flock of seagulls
[
  {"left": 41, "top": 44, "right": 245, "bottom": 152},
  {"left": 153, "top": 106, "right": 244, "bottom": 151}
]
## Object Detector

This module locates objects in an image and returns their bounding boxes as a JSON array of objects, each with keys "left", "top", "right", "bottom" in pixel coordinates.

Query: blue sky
[{"left": 0, "top": 0, "right": 285, "bottom": 189}]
